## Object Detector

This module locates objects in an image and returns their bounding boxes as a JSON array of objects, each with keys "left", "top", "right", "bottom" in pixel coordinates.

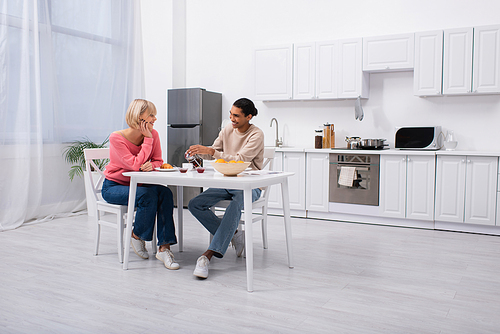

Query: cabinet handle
[
  {"left": 461, "top": 159, "right": 465, "bottom": 163},
  {"left": 385, "top": 66, "right": 390, "bottom": 70},
  {"left": 407, "top": 158, "right": 411, "bottom": 162},
  {"left": 467, "top": 159, "right": 471, "bottom": 163},
  {"left": 402, "top": 158, "right": 406, "bottom": 162}
]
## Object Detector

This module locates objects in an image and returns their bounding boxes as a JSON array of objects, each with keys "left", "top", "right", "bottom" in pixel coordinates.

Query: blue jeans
[
  {"left": 101, "top": 179, "right": 177, "bottom": 247},
  {"left": 188, "top": 188, "right": 262, "bottom": 258}
]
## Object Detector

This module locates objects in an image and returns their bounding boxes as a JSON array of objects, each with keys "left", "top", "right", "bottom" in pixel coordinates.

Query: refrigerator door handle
[{"left": 168, "top": 124, "right": 200, "bottom": 129}]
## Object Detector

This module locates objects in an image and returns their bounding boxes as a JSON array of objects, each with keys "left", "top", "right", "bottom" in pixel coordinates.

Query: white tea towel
[{"left": 338, "top": 166, "right": 356, "bottom": 187}]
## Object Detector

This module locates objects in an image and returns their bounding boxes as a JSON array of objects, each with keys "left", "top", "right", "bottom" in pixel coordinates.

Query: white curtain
[{"left": 0, "top": 0, "right": 144, "bottom": 231}]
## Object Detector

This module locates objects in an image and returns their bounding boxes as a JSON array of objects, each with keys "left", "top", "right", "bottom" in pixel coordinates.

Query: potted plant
[
  {"left": 63, "top": 136, "right": 110, "bottom": 181},
  {"left": 63, "top": 136, "right": 109, "bottom": 215}
]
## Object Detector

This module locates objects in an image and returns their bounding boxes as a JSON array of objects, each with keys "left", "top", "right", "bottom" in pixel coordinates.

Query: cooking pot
[
  {"left": 345, "top": 136, "right": 362, "bottom": 149},
  {"left": 360, "top": 138, "right": 387, "bottom": 149}
]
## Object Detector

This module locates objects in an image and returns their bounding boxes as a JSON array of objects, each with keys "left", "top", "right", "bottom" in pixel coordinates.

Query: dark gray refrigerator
[{"left": 167, "top": 88, "right": 222, "bottom": 206}]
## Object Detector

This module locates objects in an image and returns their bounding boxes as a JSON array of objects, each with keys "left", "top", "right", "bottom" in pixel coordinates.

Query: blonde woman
[{"left": 101, "top": 99, "right": 179, "bottom": 269}]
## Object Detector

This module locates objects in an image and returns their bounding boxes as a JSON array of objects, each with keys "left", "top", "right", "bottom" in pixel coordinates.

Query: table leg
[
  {"left": 244, "top": 188, "right": 254, "bottom": 292},
  {"left": 123, "top": 178, "right": 138, "bottom": 270},
  {"left": 281, "top": 178, "right": 294, "bottom": 268},
  {"left": 177, "top": 185, "right": 183, "bottom": 252}
]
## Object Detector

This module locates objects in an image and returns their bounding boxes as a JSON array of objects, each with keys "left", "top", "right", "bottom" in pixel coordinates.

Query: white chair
[
  {"left": 84, "top": 148, "right": 157, "bottom": 263},
  {"left": 210, "top": 147, "right": 276, "bottom": 250}
]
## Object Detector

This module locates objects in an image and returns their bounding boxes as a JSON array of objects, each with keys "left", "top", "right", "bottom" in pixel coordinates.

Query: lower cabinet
[
  {"left": 284, "top": 152, "right": 306, "bottom": 210},
  {"left": 305, "top": 152, "right": 330, "bottom": 212},
  {"left": 379, "top": 154, "right": 435, "bottom": 221},
  {"left": 268, "top": 151, "right": 283, "bottom": 209},
  {"left": 268, "top": 151, "right": 306, "bottom": 211},
  {"left": 435, "top": 155, "right": 498, "bottom": 225}
]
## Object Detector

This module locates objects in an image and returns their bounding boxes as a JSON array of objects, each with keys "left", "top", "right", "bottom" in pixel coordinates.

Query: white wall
[
  {"left": 142, "top": 0, "right": 500, "bottom": 151},
  {"left": 141, "top": 0, "right": 173, "bottom": 159}
]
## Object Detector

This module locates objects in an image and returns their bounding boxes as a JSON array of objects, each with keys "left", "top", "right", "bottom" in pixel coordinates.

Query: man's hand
[{"left": 187, "top": 145, "right": 215, "bottom": 156}]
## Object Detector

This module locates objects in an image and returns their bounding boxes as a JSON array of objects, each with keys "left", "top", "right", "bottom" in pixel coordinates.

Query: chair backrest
[
  {"left": 84, "top": 148, "right": 110, "bottom": 202},
  {"left": 261, "top": 147, "right": 275, "bottom": 171}
]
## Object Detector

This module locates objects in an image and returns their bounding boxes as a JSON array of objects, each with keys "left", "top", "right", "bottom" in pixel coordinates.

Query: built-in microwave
[{"left": 395, "top": 126, "right": 442, "bottom": 150}]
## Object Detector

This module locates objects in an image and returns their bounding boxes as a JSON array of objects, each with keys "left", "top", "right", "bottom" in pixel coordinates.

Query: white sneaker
[
  {"left": 156, "top": 249, "right": 180, "bottom": 270},
  {"left": 131, "top": 237, "right": 149, "bottom": 259},
  {"left": 231, "top": 229, "right": 245, "bottom": 257},
  {"left": 193, "top": 255, "right": 209, "bottom": 278}
]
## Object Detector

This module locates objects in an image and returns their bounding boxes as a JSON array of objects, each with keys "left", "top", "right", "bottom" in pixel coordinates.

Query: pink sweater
[{"left": 104, "top": 129, "right": 163, "bottom": 185}]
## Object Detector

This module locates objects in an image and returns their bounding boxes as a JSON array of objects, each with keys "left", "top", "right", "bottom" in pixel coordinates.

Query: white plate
[{"left": 155, "top": 167, "right": 178, "bottom": 172}]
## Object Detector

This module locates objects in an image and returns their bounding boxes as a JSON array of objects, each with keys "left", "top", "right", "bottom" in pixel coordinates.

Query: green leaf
[{"left": 63, "top": 136, "right": 110, "bottom": 181}]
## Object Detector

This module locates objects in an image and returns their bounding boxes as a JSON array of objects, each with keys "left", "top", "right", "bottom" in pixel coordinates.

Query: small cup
[
  {"left": 196, "top": 167, "right": 205, "bottom": 173},
  {"left": 179, "top": 168, "right": 188, "bottom": 173}
]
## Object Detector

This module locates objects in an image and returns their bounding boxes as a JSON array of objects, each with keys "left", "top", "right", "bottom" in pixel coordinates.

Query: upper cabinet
[
  {"left": 443, "top": 28, "right": 473, "bottom": 95},
  {"left": 363, "top": 33, "right": 415, "bottom": 71},
  {"left": 473, "top": 25, "right": 500, "bottom": 94},
  {"left": 414, "top": 30, "right": 443, "bottom": 96},
  {"left": 293, "top": 43, "right": 316, "bottom": 100},
  {"left": 338, "top": 38, "right": 369, "bottom": 98},
  {"left": 254, "top": 45, "right": 293, "bottom": 101},
  {"left": 254, "top": 24, "right": 500, "bottom": 101},
  {"left": 315, "top": 40, "right": 338, "bottom": 99},
  {"left": 442, "top": 25, "right": 500, "bottom": 95},
  {"left": 257, "top": 39, "right": 368, "bottom": 101}
]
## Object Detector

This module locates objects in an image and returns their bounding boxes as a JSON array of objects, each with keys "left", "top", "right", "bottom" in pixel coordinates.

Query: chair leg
[
  {"left": 94, "top": 213, "right": 101, "bottom": 256},
  {"left": 117, "top": 211, "right": 124, "bottom": 263},
  {"left": 152, "top": 219, "right": 157, "bottom": 255},
  {"left": 261, "top": 207, "right": 269, "bottom": 249}
]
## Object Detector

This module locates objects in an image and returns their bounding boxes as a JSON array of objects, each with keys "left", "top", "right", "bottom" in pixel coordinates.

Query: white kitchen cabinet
[
  {"left": 315, "top": 40, "right": 338, "bottom": 99},
  {"left": 379, "top": 155, "right": 406, "bottom": 218},
  {"left": 283, "top": 152, "right": 306, "bottom": 210},
  {"left": 406, "top": 155, "right": 436, "bottom": 221},
  {"left": 254, "top": 45, "right": 293, "bottom": 101},
  {"left": 465, "top": 156, "right": 498, "bottom": 224},
  {"left": 435, "top": 155, "right": 466, "bottom": 222},
  {"left": 306, "top": 152, "right": 330, "bottom": 212},
  {"left": 473, "top": 25, "right": 500, "bottom": 94},
  {"left": 435, "top": 155, "right": 498, "bottom": 225},
  {"left": 442, "top": 28, "right": 473, "bottom": 95},
  {"left": 414, "top": 30, "right": 443, "bottom": 96},
  {"left": 267, "top": 151, "right": 283, "bottom": 209},
  {"left": 293, "top": 43, "right": 316, "bottom": 100},
  {"left": 363, "top": 33, "right": 415, "bottom": 71},
  {"left": 338, "top": 38, "right": 369, "bottom": 98},
  {"left": 379, "top": 155, "right": 435, "bottom": 221},
  {"left": 294, "top": 41, "right": 340, "bottom": 100},
  {"left": 268, "top": 151, "right": 306, "bottom": 211}
]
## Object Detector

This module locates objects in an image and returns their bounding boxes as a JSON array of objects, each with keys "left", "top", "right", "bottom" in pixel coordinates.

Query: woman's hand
[
  {"left": 187, "top": 145, "right": 215, "bottom": 156},
  {"left": 140, "top": 161, "right": 153, "bottom": 172},
  {"left": 139, "top": 119, "right": 153, "bottom": 138}
]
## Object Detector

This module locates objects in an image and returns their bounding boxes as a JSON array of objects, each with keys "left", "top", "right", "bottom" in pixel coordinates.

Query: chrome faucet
[{"left": 270, "top": 118, "right": 283, "bottom": 147}]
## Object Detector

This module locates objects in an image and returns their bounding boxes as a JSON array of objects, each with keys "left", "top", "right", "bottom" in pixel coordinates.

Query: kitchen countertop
[{"left": 273, "top": 147, "right": 500, "bottom": 157}]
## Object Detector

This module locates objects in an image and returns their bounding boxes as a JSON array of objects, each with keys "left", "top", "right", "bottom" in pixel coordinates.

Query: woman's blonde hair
[{"left": 125, "top": 99, "right": 157, "bottom": 129}]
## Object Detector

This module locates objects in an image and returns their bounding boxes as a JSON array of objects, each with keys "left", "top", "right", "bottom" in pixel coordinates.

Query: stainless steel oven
[{"left": 329, "top": 153, "right": 380, "bottom": 206}]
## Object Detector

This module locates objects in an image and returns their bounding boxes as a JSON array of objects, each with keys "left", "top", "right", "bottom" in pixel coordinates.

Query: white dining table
[{"left": 122, "top": 168, "right": 295, "bottom": 292}]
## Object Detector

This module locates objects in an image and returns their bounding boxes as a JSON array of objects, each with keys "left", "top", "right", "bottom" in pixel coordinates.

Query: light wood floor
[{"left": 1, "top": 210, "right": 500, "bottom": 333}]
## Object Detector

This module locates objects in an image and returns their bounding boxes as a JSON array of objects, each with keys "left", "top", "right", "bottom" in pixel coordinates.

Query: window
[{"left": 0, "top": 0, "right": 140, "bottom": 144}]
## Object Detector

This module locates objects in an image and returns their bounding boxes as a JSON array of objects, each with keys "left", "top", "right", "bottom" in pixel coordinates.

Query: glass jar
[
  {"left": 444, "top": 130, "right": 458, "bottom": 151},
  {"left": 315, "top": 129, "right": 323, "bottom": 149}
]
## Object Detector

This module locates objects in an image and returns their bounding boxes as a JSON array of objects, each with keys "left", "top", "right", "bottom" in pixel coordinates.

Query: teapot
[{"left": 345, "top": 136, "right": 361, "bottom": 149}]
